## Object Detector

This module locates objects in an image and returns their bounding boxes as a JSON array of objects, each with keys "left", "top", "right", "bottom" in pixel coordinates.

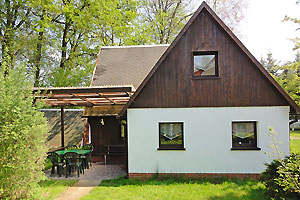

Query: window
[
  {"left": 232, "top": 121, "right": 260, "bottom": 150},
  {"left": 158, "top": 122, "right": 184, "bottom": 150},
  {"left": 193, "top": 52, "right": 218, "bottom": 77}
]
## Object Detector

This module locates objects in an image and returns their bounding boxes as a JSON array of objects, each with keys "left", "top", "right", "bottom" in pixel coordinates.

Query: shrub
[
  {"left": 0, "top": 64, "right": 49, "bottom": 199},
  {"left": 261, "top": 154, "right": 300, "bottom": 199}
]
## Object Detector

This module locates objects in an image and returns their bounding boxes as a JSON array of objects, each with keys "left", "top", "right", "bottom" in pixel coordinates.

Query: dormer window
[{"left": 193, "top": 51, "right": 218, "bottom": 77}]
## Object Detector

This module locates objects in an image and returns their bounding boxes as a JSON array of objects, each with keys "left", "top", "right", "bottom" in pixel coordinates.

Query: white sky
[{"left": 239, "top": 0, "right": 300, "bottom": 63}]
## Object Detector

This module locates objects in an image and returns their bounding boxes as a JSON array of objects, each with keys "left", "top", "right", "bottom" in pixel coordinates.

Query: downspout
[
  {"left": 289, "top": 115, "right": 298, "bottom": 126},
  {"left": 119, "top": 114, "right": 128, "bottom": 178}
]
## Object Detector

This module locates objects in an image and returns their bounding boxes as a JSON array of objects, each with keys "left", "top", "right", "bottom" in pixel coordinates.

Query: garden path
[
  {"left": 49, "top": 163, "right": 125, "bottom": 200},
  {"left": 291, "top": 136, "right": 300, "bottom": 140}
]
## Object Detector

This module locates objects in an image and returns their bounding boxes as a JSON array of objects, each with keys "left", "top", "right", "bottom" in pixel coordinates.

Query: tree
[
  {"left": 205, "top": 0, "right": 248, "bottom": 34},
  {"left": 0, "top": 0, "right": 31, "bottom": 67},
  {"left": 260, "top": 51, "right": 279, "bottom": 75},
  {"left": 274, "top": 53, "right": 300, "bottom": 106},
  {"left": 139, "top": 0, "right": 248, "bottom": 45},
  {"left": 0, "top": 57, "right": 49, "bottom": 199},
  {"left": 45, "top": 0, "right": 139, "bottom": 87},
  {"left": 140, "top": 0, "right": 193, "bottom": 44}
]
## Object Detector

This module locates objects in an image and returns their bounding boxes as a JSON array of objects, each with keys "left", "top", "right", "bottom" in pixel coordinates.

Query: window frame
[
  {"left": 231, "top": 121, "right": 261, "bottom": 150},
  {"left": 158, "top": 122, "right": 185, "bottom": 150},
  {"left": 192, "top": 51, "right": 219, "bottom": 79}
]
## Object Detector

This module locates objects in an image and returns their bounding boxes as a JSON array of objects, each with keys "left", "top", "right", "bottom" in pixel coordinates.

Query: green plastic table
[{"left": 55, "top": 149, "right": 91, "bottom": 156}]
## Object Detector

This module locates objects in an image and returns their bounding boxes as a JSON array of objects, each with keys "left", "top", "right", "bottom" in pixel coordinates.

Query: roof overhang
[{"left": 33, "top": 86, "right": 134, "bottom": 107}]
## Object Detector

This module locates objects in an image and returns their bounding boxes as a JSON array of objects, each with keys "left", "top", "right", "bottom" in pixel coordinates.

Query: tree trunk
[
  {"left": 34, "top": 9, "right": 46, "bottom": 87},
  {"left": 1, "top": 0, "right": 14, "bottom": 68},
  {"left": 34, "top": 30, "right": 44, "bottom": 87},
  {"left": 60, "top": 21, "right": 71, "bottom": 69}
]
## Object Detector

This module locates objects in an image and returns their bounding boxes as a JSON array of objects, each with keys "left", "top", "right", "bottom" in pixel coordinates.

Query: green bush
[
  {"left": 261, "top": 154, "right": 300, "bottom": 199},
  {"left": 0, "top": 64, "right": 49, "bottom": 199}
]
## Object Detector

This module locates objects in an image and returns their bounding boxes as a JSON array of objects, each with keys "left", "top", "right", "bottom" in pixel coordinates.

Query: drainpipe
[{"left": 289, "top": 115, "right": 298, "bottom": 126}]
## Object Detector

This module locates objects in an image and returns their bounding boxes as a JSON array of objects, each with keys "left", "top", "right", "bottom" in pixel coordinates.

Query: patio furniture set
[{"left": 47, "top": 144, "right": 93, "bottom": 178}]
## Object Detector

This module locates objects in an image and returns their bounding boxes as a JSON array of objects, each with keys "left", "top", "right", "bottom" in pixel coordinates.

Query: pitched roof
[
  {"left": 118, "top": 1, "right": 300, "bottom": 116},
  {"left": 91, "top": 45, "right": 169, "bottom": 89}
]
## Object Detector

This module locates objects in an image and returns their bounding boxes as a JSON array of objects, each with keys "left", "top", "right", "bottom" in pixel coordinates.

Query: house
[{"left": 84, "top": 2, "right": 300, "bottom": 179}]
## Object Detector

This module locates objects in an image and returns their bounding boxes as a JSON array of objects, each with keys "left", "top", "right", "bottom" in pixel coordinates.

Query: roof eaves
[{"left": 90, "top": 46, "right": 102, "bottom": 86}]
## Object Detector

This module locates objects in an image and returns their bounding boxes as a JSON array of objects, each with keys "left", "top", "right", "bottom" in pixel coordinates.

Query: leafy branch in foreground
[
  {"left": 261, "top": 128, "right": 300, "bottom": 199},
  {"left": 0, "top": 58, "right": 49, "bottom": 199}
]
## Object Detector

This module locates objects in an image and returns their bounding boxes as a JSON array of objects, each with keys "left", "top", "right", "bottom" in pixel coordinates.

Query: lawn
[
  {"left": 290, "top": 130, "right": 300, "bottom": 154},
  {"left": 290, "top": 129, "right": 300, "bottom": 138},
  {"left": 39, "top": 179, "right": 78, "bottom": 200},
  {"left": 80, "top": 177, "right": 266, "bottom": 200}
]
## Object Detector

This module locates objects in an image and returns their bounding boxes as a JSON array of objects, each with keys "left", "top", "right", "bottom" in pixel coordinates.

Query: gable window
[
  {"left": 158, "top": 122, "right": 185, "bottom": 150},
  {"left": 193, "top": 51, "right": 218, "bottom": 77},
  {"left": 231, "top": 121, "right": 260, "bottom": 150}
]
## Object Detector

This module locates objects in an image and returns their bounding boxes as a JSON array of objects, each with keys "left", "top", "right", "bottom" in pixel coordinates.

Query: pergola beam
[
  {"left": 99, "top": 93, "right": 118, "bottom": 104},
  {"left": 34, "top": 86, "right": 132, "bottom": 94},
  {"left": 33, "top": 86, "right": 133, "bottom": 107}
]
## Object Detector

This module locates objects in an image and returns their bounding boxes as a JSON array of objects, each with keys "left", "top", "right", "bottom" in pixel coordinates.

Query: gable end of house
[{"left": 118, "top": 1, "right": 300, "bottom": 116}]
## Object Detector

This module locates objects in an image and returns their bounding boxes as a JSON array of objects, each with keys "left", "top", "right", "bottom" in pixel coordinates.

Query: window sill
[
  {"left": 192, "top": 76, "right": 220, "bottom": 80},
  {"left": 231, "top": 147, "right": 261, "bottom": 151},
  {"left": 157, "top": 148, "right": 186, "bottom": 151}
]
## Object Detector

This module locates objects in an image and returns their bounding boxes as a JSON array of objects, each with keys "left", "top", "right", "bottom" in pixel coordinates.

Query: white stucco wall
[{"left": 127, "top": 106, "right": 290, "bottom": 174}]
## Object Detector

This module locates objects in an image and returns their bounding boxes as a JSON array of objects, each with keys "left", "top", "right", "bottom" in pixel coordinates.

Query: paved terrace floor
[{"left": 45, "top": 163, "right": 126, "bottom": 180}]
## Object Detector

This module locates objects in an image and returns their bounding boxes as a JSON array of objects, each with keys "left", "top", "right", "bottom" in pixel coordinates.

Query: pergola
[{"left": 33, "top": 86, "right": 133, "bottom": 147}]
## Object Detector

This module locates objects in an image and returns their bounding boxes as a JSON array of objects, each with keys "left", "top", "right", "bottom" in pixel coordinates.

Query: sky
[{"left": 239, "top": 0, "right": 300, "bottom": 63}]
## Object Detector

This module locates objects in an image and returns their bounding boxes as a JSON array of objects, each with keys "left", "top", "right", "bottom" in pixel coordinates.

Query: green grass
[
  {"left": 290, "top": 139, "right": 300, "bottom": 154},
  {"left": 80, "top": 177, "right": 266, "bottom": 200},
  {"left": 39, "top": 179, "right": 78, "bottom": 200},
  {"left": 290, "top": 130, "right": 300, "bottom": 138},
  {"left": 290, "top": 130, "right": 300, "bottom": 154}
]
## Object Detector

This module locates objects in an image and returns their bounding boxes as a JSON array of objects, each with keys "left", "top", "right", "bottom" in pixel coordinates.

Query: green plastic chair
[
  {"left": 64, "top": 152, "right": 84, "bottom": 178},
  {"left": 47, "top": 152, "right": 65, "bottom": 177},
  {"left": 82, "top": 144, "right": 94, "bottom": 168}
]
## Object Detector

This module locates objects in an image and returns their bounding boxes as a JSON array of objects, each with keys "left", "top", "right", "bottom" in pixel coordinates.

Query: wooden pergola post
[{"left": 61, "top": 107, "right": 65, "bottom": 147}]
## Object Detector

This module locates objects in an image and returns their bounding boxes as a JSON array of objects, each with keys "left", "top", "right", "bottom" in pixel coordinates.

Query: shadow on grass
[
  {"left": 100, "top": 176, "right": 256, "bottom": 186},
  {"left": 39, "top": 179, "right": 78, "bottom": 188}
]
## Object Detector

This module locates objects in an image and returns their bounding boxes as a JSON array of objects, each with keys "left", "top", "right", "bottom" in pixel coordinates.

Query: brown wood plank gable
[{"left": 118, "top": 1, "right": 300, "bottom": 116}]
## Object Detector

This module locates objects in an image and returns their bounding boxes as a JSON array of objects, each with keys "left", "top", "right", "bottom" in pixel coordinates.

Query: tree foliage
[
  {"left": 272, "top": 54, "right": 300, "bottom": 106},
  {"left": 284, "top": 0, "right": 300, "bottom": 51},
  {"left": 0, "top": 58, "right": 49, "bottom": 199},
  {"left": 260, "top": 51, "right": 279, "bottom": 75},
  {"left": 0, "top": 0, "right": 248, "bottom": 87},
  {"left": 0, "top": 0, "right": 140, "bottom": 87},
  {"left": 140, "top": 0, "right": 192, "bottom": 44},
  {"left": 261, "top": 128, "right": 300, "bottom": 199}
]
